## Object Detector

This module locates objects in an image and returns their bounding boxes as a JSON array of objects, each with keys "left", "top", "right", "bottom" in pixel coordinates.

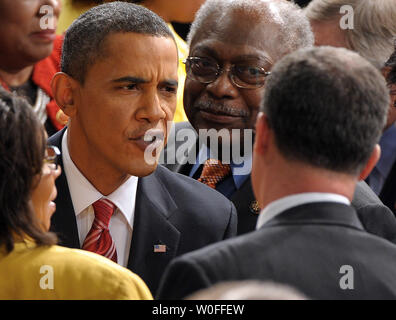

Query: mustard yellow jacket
[{"left": 0, "top": 241, "right": 153, "bottom": 300}]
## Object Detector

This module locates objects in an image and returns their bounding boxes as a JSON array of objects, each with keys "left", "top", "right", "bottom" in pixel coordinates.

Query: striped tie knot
[
  {"left": 92, "top": 198, "right": 115, "bottom": 229},
  {"left": 82, "top": 198, "right": 118, "bottom": 263},
  {"left": 198, "top": 158, "right": 231, "bottom": 189}
]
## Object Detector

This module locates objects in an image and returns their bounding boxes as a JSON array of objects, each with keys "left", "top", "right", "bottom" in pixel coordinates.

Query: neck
[
  {"left": 0, "top": 66, "right": 34, "bottom": 87},
  {"left": 257, "top": 160, "right": 356, "bottom": 210}
]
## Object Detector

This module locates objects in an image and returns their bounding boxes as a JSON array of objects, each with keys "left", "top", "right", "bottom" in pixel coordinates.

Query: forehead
[
  {"left": 191, "top": 38, "right": 274, "bottom": 67},
  {"left": 85, "top": 32, "right": 178, "bottom": 82},
  {"left": 191, "top": 13, "right": 282, "bottom": 63}
]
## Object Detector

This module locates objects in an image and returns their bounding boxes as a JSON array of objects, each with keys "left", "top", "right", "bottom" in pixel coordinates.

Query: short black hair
[
  {"left": 0, "top": 88, "right": 57, "bottom": 253},
  {"left": 62, "top": 1, "right": 174, "bottom": 83},
  {"left": 261, "top": 46, "right": 389, "bottom": 175},
  {"left": 386, "top": 39, "right": 396, "bottom": 85}
]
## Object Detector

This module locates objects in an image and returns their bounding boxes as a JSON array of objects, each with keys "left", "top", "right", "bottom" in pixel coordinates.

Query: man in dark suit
[
  {"left": 161, "top": 0, "right": 396, "bottom": 240},
  {"left": 157, "top": 46, "right": 396, "bottom": 300},
  {"left": 48, "top": 2, "right": 236, "bottom": 296}
]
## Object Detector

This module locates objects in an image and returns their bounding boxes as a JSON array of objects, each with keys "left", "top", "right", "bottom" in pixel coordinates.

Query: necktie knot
[
  {"left": 82, "top": 198, "right": 118, "bottom": 263},
  {"left": 92, "top": 198, "right": 115, "bottom": 229},
  {"left": 198, "top": 159, "right": 231, "bottom": 189}
]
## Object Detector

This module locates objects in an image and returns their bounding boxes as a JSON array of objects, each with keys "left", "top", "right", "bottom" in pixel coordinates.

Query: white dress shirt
[
  {"left": 256, "top": 192, "right": 351, "bottom": 230},
  {"left": 61, "top": 129, "right": 138, "bottom": 267}
]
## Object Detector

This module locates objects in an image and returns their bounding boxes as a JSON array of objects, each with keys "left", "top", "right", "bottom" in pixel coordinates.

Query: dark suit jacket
[
  {"left": 380, "top": 160, "right": 396, "bottom": 216},
  {"left": 162, "top": 122, "right": 396, "bottom": 241},
  {"left": 48, "top": 128, "right": 237, "bottom": 296},
  {"left": 157, "top": 202, "right": 396, "bottom": 299}
]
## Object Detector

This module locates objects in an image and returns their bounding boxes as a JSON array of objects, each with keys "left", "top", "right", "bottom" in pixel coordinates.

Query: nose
[
  {"left": 39, "top": 0, "right": 61, "bottom": 19},
  {"left": 136, "top": 90, "right": 166, "bottom": 123},
  {"left": 206, "top": 66, "right": 239, "bottom": 99}
]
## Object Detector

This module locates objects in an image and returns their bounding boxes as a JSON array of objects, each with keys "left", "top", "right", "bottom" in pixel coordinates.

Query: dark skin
[{"left": 184, "top": 13, "right": 282, "bottom": 157}]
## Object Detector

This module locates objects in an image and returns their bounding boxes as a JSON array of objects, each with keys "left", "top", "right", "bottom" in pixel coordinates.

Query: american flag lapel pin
[{"left": 154, "top": 243, "right": 167, "bottom": 253}]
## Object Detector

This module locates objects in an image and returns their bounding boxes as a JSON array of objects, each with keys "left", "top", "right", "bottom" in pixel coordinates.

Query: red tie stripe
[
  {"left": 82, "top": 199, "right": 118, "bottom": 263},
  {"left": 198, "top": 159, "right": 232, "bottom": 189}
]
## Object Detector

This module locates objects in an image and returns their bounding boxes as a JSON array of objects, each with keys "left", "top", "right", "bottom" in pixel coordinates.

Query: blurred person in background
[
  {"left": 0, "top": 0, "right": 68, "bottom": 136},
  {"left": 0, "top": 88, "right": 152, "bottom": 300},
  {"left": 377, "top": 43, "right": 396, "bottom": 215},
  {"left": 305, "top": 0, "right": 396, "bottom": 200}
]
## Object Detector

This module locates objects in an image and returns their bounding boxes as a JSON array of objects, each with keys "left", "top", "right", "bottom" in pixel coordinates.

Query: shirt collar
[
  {"left": 189, "top": 145, "right": 252, "bottom": 189},
  {"left": 256, "top": 192, "right": 351, "bottom": 230},
  {"left": 61, "top": 129, "right": 138, "bottom": 229}
]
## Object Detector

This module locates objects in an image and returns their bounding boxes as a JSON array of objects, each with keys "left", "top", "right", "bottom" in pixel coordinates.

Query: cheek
[
  {"left": 242, "top": 91, "right": 262, "bottom": 127},
  {"left": 31, "top": 176, "right": 51, "bottom": 212},
  {"left": 183, "top": 80, "right": 205, "bottom": 116}
]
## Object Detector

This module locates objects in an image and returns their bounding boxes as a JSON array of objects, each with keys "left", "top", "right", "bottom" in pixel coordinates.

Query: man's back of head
[{"left": 253, "top": 46, "right": 389, "bottom": 206}]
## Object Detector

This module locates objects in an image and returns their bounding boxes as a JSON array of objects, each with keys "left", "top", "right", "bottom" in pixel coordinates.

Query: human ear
[
  {"left": 254, "top": 112, "right": 271, "bottom": 156},
  {"left": 51, "top": 72, "right": 79, "bottom": 118},
  {"left": 358, "top": 144, "right": 381, "bottom": 180}
]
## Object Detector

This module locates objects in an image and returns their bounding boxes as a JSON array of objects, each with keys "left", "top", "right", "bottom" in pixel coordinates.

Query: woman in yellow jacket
[
  {"left": 0, "top": 88, "right": 152, "bottom": 300},
  {"left": 57, "top": 0, "right": 205, "bottom": 123}
]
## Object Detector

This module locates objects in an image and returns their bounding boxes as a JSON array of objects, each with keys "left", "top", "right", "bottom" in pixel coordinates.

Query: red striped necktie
[{"left": 82, "top": 199, "right": 118, "bottom": 263}]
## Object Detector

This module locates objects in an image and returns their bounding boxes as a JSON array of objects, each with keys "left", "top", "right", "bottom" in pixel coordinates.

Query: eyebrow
[
  {"left": 192, "top": 45, "right": 273, "bottom": 65},
  {"left": 111, "top": 76, "right": 178, "bottom": 87},
  {"left": 111, "top": 76, "right": 149, "bottom": 84},
  {"left": 161, "top": 79, "right": 178, "bottom": 87}
]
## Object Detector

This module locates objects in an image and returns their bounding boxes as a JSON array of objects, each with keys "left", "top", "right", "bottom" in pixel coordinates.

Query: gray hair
[
  {"left": 187, "top": 0, "right": 314, "bottom": 58},
  {"left": 61, "top": 1, "right": 174, "bottom": 83},
  {"left": 305, "top": 0, "right": 396, "bottom": 67}
]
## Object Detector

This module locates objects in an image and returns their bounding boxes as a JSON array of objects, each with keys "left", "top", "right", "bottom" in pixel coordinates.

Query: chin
[{"left": 129, "top": 162, "right": 159, "bottom": 178}]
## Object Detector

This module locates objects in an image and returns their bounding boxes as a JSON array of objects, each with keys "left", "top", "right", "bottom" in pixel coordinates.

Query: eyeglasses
[
  {"left": 184, "top": 57, "right": 271, "bottom": 89},
  {"left": 44, "top": 145, "right": 60, "bottom": 170}
]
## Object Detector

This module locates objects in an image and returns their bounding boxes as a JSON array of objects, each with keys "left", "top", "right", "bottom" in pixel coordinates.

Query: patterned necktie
[
  {"left": 197, "top": 159, "right": 232, "bottom": 189},
  {"left": 82, "top": 199, "right": 118, "bottom": 263}
]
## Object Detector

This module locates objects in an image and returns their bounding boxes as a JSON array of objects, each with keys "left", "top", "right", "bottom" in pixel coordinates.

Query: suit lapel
[
  {"left": 230, "top": 177, "right": 260, "bottom": 234},
  {"left": 128, "top": 167, "right": 180, "bottom": 294},
  {"left": 48, "top": 128, "right": 80, "bottom": 248}
]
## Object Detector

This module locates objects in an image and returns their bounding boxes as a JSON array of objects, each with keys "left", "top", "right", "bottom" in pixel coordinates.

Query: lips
[
  {"left": 31, "top": 29, "right": 57, "bottom": 42},
  {"left": 128, "top": 128, "right": 165, "bottom": 152}
]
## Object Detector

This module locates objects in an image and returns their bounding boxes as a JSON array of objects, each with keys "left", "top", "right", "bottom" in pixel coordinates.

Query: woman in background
[
  {"left": 0, "top": 88, "right": 152, "bottom": 300},
  {"left": 0, "top": 0, "right": 68, "bottom": 135}
]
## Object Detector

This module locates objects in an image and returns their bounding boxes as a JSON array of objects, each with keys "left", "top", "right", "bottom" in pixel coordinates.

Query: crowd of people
[{"left": 1, "top": 0, "right": 396, "bottom": 300}]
